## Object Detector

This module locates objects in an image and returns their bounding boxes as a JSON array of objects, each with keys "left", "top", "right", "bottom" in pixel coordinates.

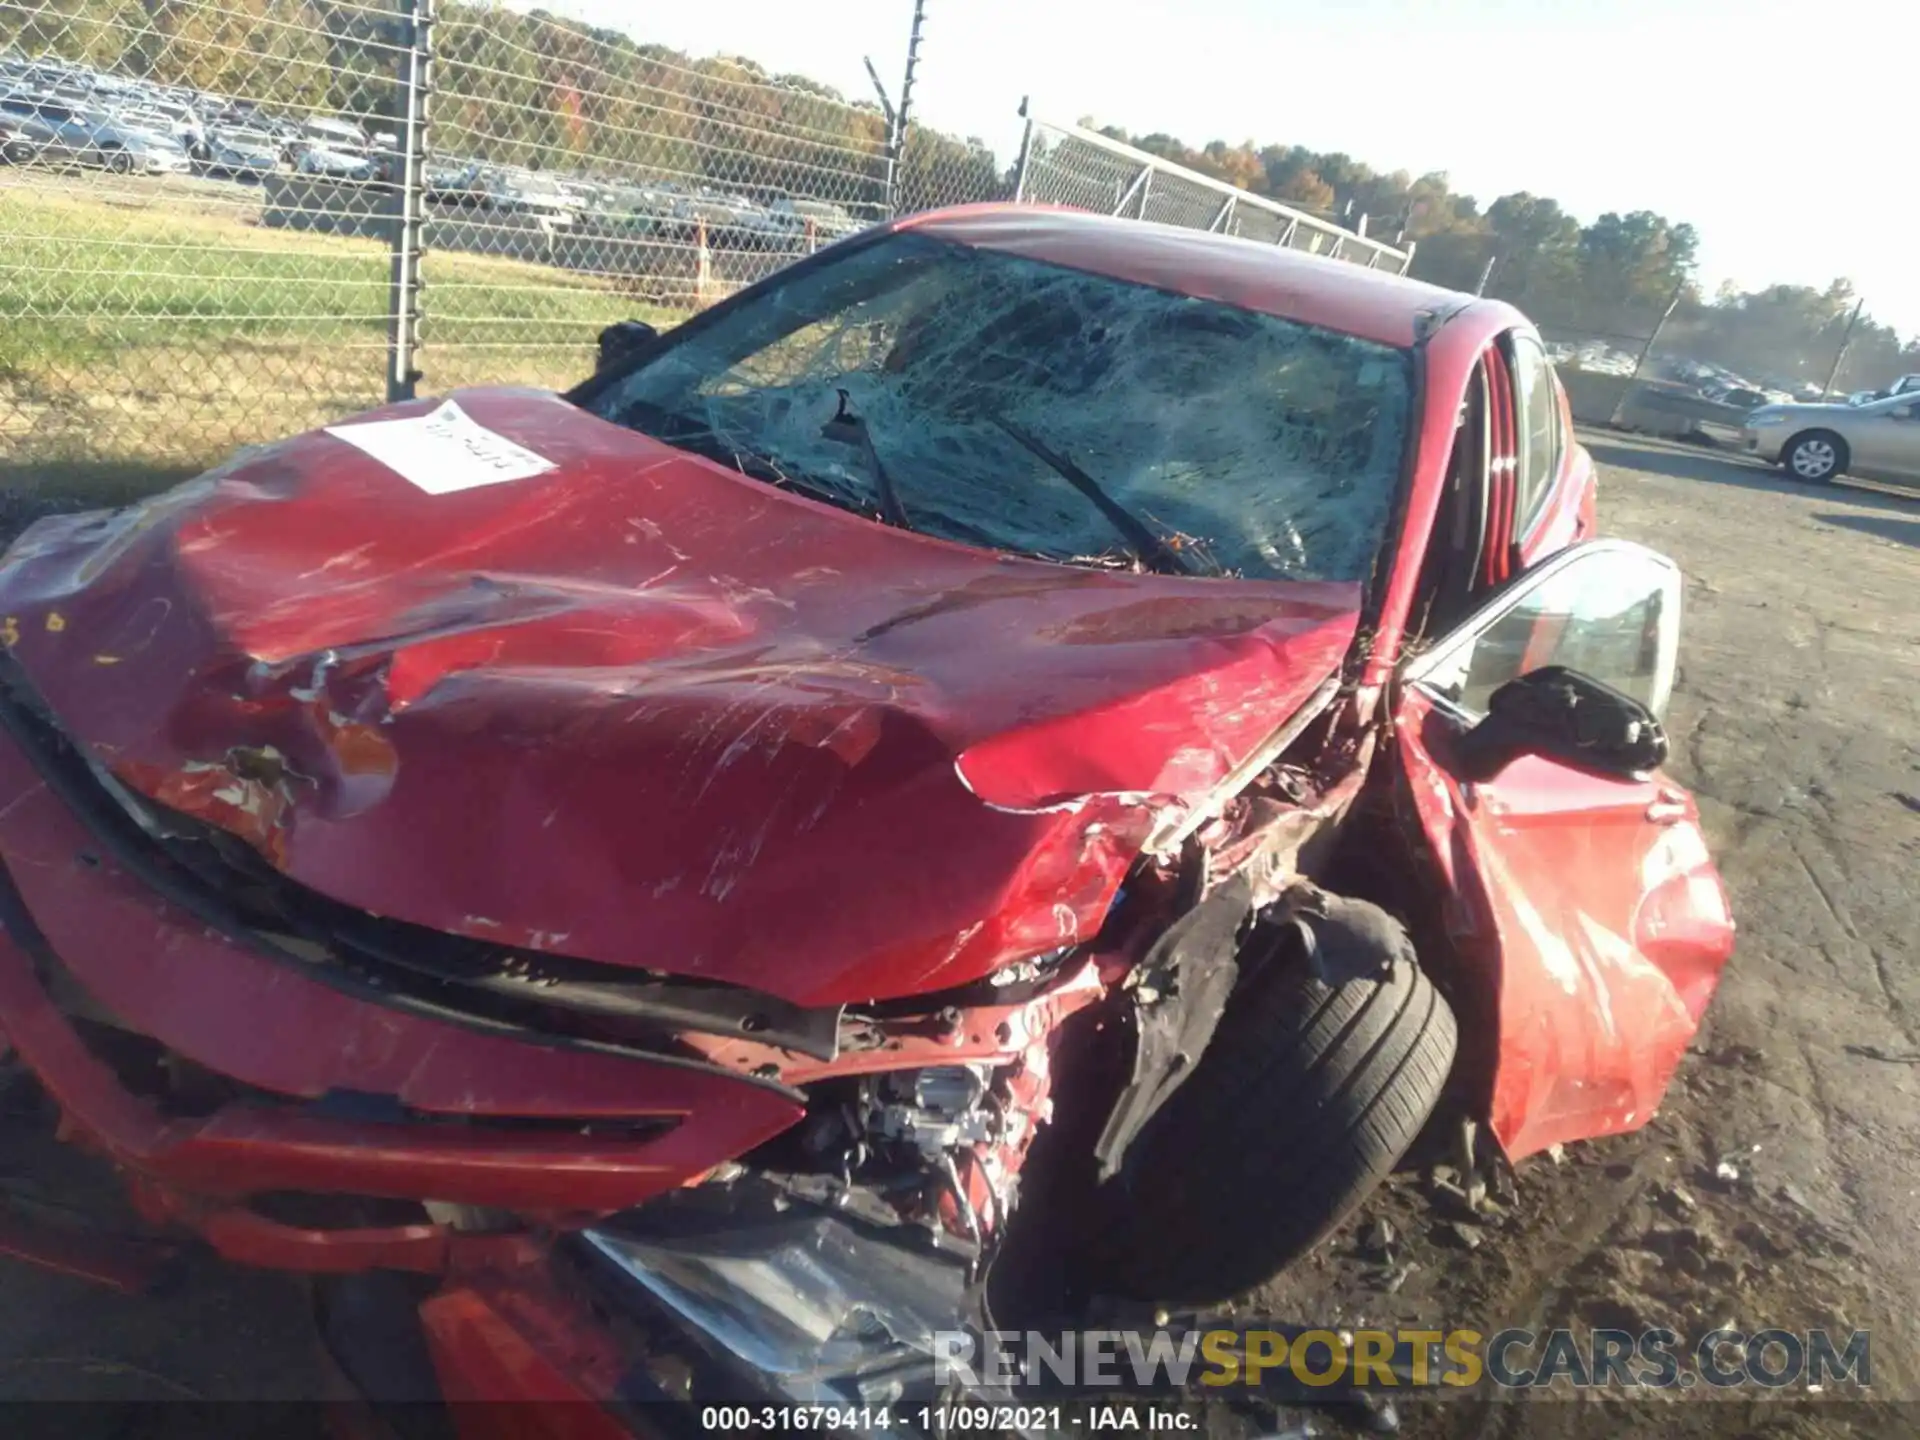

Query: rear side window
[{"left": 1510, "top": 333, "right": 1563, "bottom": 531}]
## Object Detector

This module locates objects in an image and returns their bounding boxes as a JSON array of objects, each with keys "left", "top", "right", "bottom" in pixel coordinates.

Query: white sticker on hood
[{"left": 324, "top": 400, "right": 556, "bottom": 494}]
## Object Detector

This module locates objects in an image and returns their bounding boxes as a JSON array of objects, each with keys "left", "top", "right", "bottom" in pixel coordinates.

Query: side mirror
[
  {"left": 1453, "top": 665, "right": 1668, "bottom": 782},
  {"left": 596, "top": 319, "right": 659, "bottom": 373}
]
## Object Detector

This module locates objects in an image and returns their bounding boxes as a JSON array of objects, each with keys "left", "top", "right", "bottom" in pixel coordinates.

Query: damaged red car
[{"left": 0, "top": 206, "right": 1731, "bottom": 1414}]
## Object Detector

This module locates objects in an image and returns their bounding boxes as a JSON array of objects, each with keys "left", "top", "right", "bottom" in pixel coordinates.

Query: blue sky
[{"left": 562, "top": 0, "right": 1915, "bottom": 338}]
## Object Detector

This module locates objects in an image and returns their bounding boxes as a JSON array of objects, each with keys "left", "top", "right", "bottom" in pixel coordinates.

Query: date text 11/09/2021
[{"left": 697, "top": 1408, "right": 1187, "bottom": 1432}]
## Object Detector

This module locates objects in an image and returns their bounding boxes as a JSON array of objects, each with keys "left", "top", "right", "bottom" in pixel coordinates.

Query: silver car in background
[
  {"left": 1742, "top": 392, "right": 1920, "bottom": 487},
  {"left": 200, "top": 125, "right": 283, "bottom": 177},
  {"left": 0, "top": 96, "right": 190, "bottom": 172}
]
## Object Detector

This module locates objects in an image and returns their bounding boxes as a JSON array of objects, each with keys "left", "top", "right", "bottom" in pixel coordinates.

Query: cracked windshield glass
[{"left": 589, "top": 233, "right": 1413, "bottom": 581}]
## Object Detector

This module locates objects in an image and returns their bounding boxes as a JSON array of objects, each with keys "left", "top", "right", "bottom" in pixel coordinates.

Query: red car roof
[{"left": 895, "top": 204, "right": 1472, "bottom": 349}]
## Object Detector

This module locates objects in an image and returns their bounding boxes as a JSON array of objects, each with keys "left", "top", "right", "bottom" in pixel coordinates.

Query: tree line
[
  {"left": 5, "top": 0, "right": 1912, "bottom": 388},
  {"left": 1087, "top": 126, "right": 1915, "bottom": 391}
]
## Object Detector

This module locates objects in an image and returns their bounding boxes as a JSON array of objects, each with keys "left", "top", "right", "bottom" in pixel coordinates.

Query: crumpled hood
[{"left": 0, "top": 389, "right": 1360, "bottom": 1005}]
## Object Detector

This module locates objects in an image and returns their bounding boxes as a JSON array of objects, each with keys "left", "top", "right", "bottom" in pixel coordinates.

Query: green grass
[{"left": 0, "top": 176, "right": 680, "bottom": 491}]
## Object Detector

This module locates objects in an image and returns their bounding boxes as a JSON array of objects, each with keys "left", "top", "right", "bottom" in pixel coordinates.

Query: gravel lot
[
  {"left": 1255, "top": 432, "right": 1920, "bottom": 1436},
  {"left": 2, "top": 430, "right": 1916, "bottom": 1432}
]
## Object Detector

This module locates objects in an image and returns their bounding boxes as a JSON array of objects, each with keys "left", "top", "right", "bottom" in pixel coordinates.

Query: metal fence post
[
  {"left": 1010, "top": 98, "right": 1034, "bottom": 201},
  {"left": 1632, "top": 281, "right": 1687, "bottom": 377},
  {"left": 385, "top": 0, "right": 432, "bottom": 403},
  {"left": 879, "top": 0, "right": 925, "bottom": 217},
  {"left": 1474, "top": 253, "right": 1497, "bottom": 296},
  {"left": 1821, "top": 298, "right": 1865, "bottom": 399},
  {"left": 1608, "top": 281, "right": 1687, "bottom": 428}
]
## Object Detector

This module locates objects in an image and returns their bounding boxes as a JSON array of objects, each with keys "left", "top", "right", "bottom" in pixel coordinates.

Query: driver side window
[{"left": 1410, "top": 542, "right": 1680, "bottom": 721}]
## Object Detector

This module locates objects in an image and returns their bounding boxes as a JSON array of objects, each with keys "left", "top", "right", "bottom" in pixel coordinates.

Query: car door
[
  {"left": 50, "top": 104, "right": 100, "bottom": 163},
  {"left": 28, "top": 102, "right": 80, "bottom": 160},
  {"left": 1393, "top": 539, "right": 1735, "bottom": 1160},
  {"left": 1850, "top": 397, "right": 1920, "bottom": 485},
  {"left": 1, "top": 100, "right": 53, "bottom": 159}
]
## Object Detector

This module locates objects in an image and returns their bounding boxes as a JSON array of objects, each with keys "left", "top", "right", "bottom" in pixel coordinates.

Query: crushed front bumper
[{"left": 0, "top": 683, "right": 806, "bottom": 1273}]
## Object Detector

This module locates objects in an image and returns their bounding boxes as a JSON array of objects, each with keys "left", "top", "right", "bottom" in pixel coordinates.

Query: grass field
[{"left": 1, "top": 173, "right": 677, "bottom": 501}]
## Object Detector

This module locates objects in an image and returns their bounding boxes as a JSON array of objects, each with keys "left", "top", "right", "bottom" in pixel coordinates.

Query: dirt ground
[
  {"left": 1, "top": 429, "right": 1916, "bottom": 1433},
  {"left": 1252, "top": 432, "right": 1920, "bottom": 1436}
]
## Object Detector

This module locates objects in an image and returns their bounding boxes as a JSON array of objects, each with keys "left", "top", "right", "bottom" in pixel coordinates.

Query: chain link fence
[
  {"left": 1014, "top": 116, "right": 1410, "bottom": 270},
  {"left": 41, "top": 0, "right": 1881, "bottom": 499},
  {"left": 1, "top": 0, "right": 412, "bottom": 484},
  {"left": 420, "top": 6, "right": 898, "bottom": 393},
  {"left": 0, "top": 0, "right": 1038, "bottom": 486}
]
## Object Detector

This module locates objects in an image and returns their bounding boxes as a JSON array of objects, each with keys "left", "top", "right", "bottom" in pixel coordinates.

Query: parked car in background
[
  {"left": 0, "top": 106, "right": 36, "bottom": 164},
  {"left": 0, "top": 97, "right": 190, "bottom": 172},
  {"left": 424, "top": 157, "right": 483, "bottom": 203},
  {"left": 767, "top": 194, "right": 865, "bottom": 246},
  {"left": 199, "top": 124, "right": 283, "bottom": 178},
  {"left": 1742, "top": 391, "right": 1920, "bottom": 486},
  {"left": 301, "top": 114, "right": 368, "bottom": 151},
  {"left": 295, "top": 142, "right": 375, "bottom": 181},
  {"left": 89, "top": 115, "right": 195, "bottom": 173},
  {"left": 0, "top": 95, "right": 87, "bottom": 164},
  {"left": 670, "top": 187, "right": 777, "bottom": 244},
  {"left": 598, "top": 181, "right": 684, "bottom": 233},
  {"left": 116, "top": 97, "right": 204, "bottom": 155},
  {"left": 1693, "top": 384, "right": 1770, "bottom": 443},
  {"left": 473, "top": 165, "right": 576, "bottom": 224}
]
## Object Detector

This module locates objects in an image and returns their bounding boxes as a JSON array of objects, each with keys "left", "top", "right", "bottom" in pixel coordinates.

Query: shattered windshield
[{"left": 587, "top": 233, "right": 1413, "bottom": 582}]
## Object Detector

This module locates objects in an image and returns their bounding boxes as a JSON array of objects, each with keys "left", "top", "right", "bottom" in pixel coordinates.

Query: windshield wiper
[
  {"left": 989, "top": 416, "right": 1194, "bottom": 576},
  {"left": 615, "top": 398, "right": 868, "bottom": 513},
  {"left": 822, "top": 390, "right": 910, "bottom": 529}
]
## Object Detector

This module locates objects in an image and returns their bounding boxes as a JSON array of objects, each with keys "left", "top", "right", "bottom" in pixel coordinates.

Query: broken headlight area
[
  {"left": 742, "top": 1060, "right": 1039, "bottom": 1263},
  {"left": 571, "top": 1178, "right": 979, "bottom": 1410}
]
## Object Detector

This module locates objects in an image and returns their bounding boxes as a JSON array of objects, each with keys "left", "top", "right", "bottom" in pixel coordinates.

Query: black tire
[
  {"left": 1782, "top": 430, "right": 1847, "bottom": 484},
  {"left": 105, "top": 148, "right": 134, "bottom": 174},
  {"left": 1093, "top": 924, "right": 1457, "bottom": 1303}
]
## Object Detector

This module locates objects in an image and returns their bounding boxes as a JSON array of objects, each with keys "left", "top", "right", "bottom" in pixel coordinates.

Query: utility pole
[{"left": 1474, "top": 252, "right": 1497, "bottom": 296}]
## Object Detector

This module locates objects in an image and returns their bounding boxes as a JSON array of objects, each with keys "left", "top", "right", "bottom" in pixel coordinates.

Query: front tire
[
  {"left": 1783, "top": 430, "right": 1846, "bottom": 483},
  {"left": 105, "top": 148, "right": 135, "bottom": 174},
  {"left": 1092, "top": 914, "right": 1457, "bottom": 1303}
]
